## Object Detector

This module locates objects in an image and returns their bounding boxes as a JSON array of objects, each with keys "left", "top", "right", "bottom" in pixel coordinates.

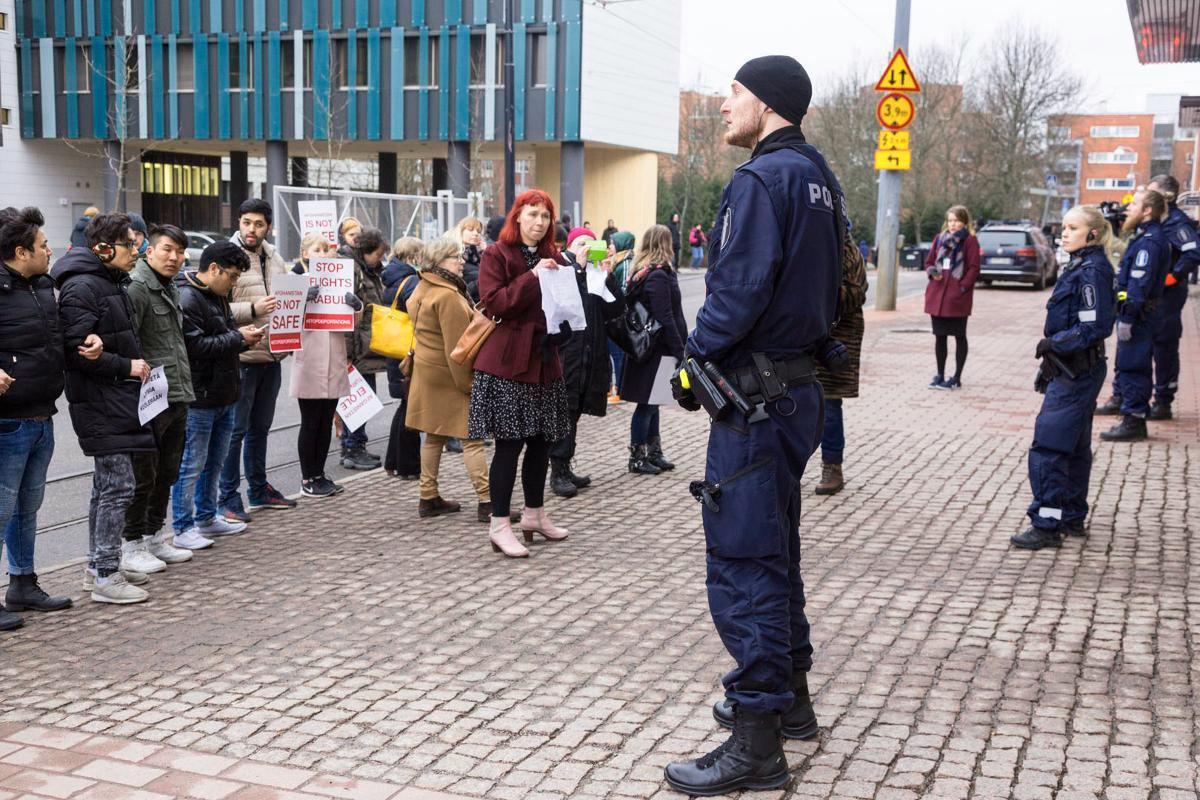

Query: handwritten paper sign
[
  {"left": 297, "top": 200, "right": 338, "bottom": 246},
  {"left": 538, "top": 265, "right": 587, "bottom": 332},
  {"left": 337, "top": 366, "right": 384, "bottom": 433},
  {"left": 268, "top": 273, "right": 308, "bottom": 353},
  {"left": 303, "top": 258, "right": 355, "bottom": 332},
  {"left": 138, "top": 366, "right": 169, "bottom": 426}
]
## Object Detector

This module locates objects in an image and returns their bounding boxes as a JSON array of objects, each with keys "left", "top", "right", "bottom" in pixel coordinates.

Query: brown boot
[
  {"left": 814, "top": 462, "right": 844, "bottom": 495},
  {"left": 418, "top": 497, "right": 462, "bottom": 518}
]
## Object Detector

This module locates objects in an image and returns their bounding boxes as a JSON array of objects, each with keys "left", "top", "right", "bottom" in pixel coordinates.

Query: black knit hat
[{"left": 734, "top": 55, "right": 812, "bottom": 125}]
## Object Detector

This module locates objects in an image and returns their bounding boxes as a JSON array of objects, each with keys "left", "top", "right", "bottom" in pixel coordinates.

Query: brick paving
[{"left": 1, "top": 282, "right": 1198, "bottom": 800}]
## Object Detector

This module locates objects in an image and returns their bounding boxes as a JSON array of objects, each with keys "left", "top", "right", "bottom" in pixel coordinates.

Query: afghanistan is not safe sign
[
  {"left": 138, "top": 366, "right": 169, "bottom": 426},
  {"left": 297, "top": 200, "right": 339, "bottom": 246},
  {"left": 303, "top": 258, "right": 356, "bottom": 332},
  {"left": 337, "top": 366, "right": 384, "bottom": 433},
  {"left": 268, "top": 273, "right": 309, "bottom": 353}
]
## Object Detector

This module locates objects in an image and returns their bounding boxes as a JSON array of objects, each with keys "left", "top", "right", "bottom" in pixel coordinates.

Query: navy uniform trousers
[
  {"left": 1116, "top": 310, "right": 1162, "bottom": 417},
  {"left": 1152, "top": 283, "right": 1188, "bottom": 406},
  {"left": 703, "top": 382, "right": 822, "bottom": 715},
  {"left": 1027, "top": 362, "right": 1106, "bottom": 531}
]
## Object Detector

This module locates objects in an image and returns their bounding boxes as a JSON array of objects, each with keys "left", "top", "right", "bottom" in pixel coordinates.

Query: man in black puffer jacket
[
  {"left": 171, "top": 242, "right": 262, "bottom": 551},
  {"left": 51, "top": 213, "right": 156, "bottom": 606}
]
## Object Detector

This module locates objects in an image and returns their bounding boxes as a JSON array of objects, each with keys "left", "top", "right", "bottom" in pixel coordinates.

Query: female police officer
[
  {"left": 1012, "top": 206, "right": 1116, "bottom": 550},
  {"left": 664, "top": 56, "right": 841, "bottom": 796}
]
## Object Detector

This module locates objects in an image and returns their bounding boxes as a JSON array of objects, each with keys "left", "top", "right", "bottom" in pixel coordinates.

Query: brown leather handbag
[{"left": 449, "top": 304, "right": 499, "bottom": 368}]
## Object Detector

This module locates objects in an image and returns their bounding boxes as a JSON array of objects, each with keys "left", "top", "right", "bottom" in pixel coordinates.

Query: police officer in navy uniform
[
  {"left": 1100, "top": 188, "right": 1172, "bottom": 442},
  {"left": 1146, "top": 174, "right": 1200, "bottom": 421},
  {"left": 1012, "top": 206, "right": 1115, "bottom": 550},
  {"left": 663, "top": 56, "right": 840, "bottom": 796}
]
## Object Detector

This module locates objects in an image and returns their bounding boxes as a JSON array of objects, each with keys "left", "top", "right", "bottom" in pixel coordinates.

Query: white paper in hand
[
  {"left": 585, "top": 264, "right": 616, "bottom": 302},
  {"left": 538, "top": 265, "right": 588, "bottom": 332},
  {"left": 337, "top": 366, "right": 384, "bottom": 433},
  {"left": 647, "top": 357, "right": 677, "bottom": 406},
  {"left": 138, "top": 366, "right": 169, "bottom": 426}
]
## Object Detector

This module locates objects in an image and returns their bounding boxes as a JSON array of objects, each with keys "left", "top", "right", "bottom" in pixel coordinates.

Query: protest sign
[
  {"left": 269, "top": 273, "right": 309, "bottom": 353},
  {"left": 303, "top": 258, "right": 355, "bottom": 331},
  {"left": 337, "top": 366, "right": 384, "bottom": 433},
  {"left": 297, "top": 200, "right": 338, "bottom": 246},
  {"left": 138, "top": 366, "right": 169, "bottom": 426}
]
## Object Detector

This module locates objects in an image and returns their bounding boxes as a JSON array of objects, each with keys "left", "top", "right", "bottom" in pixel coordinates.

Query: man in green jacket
[{"left": 123, "top": 224, "right": 197, "bottom": 573}]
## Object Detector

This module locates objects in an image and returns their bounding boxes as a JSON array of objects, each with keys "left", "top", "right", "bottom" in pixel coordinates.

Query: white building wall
[
  {"left": 579, "top": 0, "right": 680, "bottom": 155},
  {"left": 0, "top": 0, "right": 140, "bottom": 254}
]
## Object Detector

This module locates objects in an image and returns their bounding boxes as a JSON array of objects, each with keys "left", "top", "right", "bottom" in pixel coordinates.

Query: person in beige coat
[
  {"left": 218, "top": 198, "right": 296, "bottom": 521},
  {"left": 406, "top": 239, "right": 491, "bottom": 523},
  {"left": 288, "top": 234, "right": 364, "bottom": 499}
]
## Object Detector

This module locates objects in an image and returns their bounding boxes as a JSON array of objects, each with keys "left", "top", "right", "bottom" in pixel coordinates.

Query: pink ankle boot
[
  {"left": 489, "top": 517, "right": 529, "bottom": 558},
  {"left": 520, "top": 506, "right": 568, "bottom": 542}
]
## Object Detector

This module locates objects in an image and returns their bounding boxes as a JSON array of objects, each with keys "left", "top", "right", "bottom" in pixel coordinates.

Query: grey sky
[{"left": 677, "top": 0, "right": 1198, "bottom": 116}]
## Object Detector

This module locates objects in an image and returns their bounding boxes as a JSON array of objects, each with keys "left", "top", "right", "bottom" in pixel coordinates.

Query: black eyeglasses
[{"left": 114, "top": 239, "right": 137, "bottom": 249}]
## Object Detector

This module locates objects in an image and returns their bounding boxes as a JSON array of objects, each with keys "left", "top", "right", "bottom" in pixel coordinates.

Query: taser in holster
[{"left": 683, "top": 358, "right": 730, "bottom": 421}]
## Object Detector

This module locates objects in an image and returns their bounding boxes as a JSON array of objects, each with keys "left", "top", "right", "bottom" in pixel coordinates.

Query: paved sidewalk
[{"left": 1, "top": 283, "right": 1197, "bottom": 800}]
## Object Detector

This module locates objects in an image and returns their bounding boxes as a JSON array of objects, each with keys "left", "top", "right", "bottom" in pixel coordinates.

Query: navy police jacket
[
  {"left": 1115, "top": 220, "right": 1170, "bottom": 323},
  {"left": 1043, "top": 246, "right": 1114, "bottom": 355},
  {"left": 1162, "top": 204, "right": 1200, "bottom": 281},
  {"left": 687, "top": 127, "right": 839, "bottom": 370}
]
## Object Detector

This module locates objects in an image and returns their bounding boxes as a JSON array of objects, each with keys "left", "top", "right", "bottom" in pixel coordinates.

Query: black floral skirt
[{"left": 468, "top": 372, "right": 571, "bottom": 442}]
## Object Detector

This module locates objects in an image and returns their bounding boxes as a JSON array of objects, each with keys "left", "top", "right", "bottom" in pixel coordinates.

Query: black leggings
[
  {"left": 297, "top": 398, "right": 338, "bottom": 480},
  {"left": 489, "top": 436, "right": 550, "bottom": 518},
  {"left": 935, "top": 334, "right": 968, "bottom": 380}
]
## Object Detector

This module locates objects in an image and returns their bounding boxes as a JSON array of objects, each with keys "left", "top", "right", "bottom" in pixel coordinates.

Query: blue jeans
[
  {"left": 691, "top": 245, "right": 704, "bottom": 266},
  {"left": 820, "top": 399, "right": 844, "bottom": 464},
  {"left": 607, "top": 338, "right": 625, "bottom": 395},
  {"left": 219, "top": 361, "right": 281, "bottom": 509},
  {"left": 175, "top": 404, "right": 238, "bottom": 532},
  {"left": 341, "top": 370, "right": 377, "bottom": 450},
  {"left": 630, "top": 403, "right": 660, "bottom": 445},
  {"left": 0, "top": 418, "right": 55, "bottom": 576}
]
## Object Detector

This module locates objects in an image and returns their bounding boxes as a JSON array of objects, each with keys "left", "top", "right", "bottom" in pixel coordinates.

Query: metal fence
[{"left": 272, "top": 186, "right": 485, "bottom": 262}]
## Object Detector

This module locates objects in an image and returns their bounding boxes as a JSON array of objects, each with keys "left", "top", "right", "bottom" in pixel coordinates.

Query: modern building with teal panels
[{"left": 3, "top": 0, "right": 679, "bottom": 242}]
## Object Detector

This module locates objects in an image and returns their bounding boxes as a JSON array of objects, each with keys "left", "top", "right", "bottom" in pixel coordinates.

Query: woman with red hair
[{"left": 468, "top": 189, "right": 573, "bottom": 558}]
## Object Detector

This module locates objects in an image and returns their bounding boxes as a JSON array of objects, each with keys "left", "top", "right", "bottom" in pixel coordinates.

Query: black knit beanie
[{"left": 734, "top": 55, "right": 812, "bottom": 125}]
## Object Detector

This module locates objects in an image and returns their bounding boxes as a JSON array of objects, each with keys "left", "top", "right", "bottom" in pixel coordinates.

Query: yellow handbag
[{"left": 369, "top": 275, "right": 416, "bottom": 359}]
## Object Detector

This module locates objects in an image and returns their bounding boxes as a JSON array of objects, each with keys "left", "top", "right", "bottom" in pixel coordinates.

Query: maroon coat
[
  {"left": 473, "top": 242, "right": 565, "bottom": 385},
  {"left": 923, "top": 233, "right": 981, "bottom": 318}
]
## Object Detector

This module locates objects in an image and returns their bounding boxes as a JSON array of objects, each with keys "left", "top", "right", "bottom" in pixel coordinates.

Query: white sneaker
[
  {"left": 196, "top": 517, "right": 247, "bottom": 537},
  {"left": 121, "top": 539, "right": 167, "bottom": 574},
  {"left": 82, "top": 567, "right": 148, "bottom": 592},
  {"left": 90, "top": 572, "right": 149, "bottom": 605},
  {"left": 147, "top": 531, "right": 193, "bottom": 564},
  {"left": 173, "top": 527, "right": 215, "bottom": 550}
]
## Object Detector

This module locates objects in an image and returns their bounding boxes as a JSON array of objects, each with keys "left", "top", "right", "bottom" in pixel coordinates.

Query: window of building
[
  {"left": 529, "top": 33, "right": 549, "bottom": 87},
  {"left": 1089, "top": 125, "right": 1139, "bottom": 138},
  {"left": 1048, "top": 126, "right": 1070, "bottom": 140},
  {"left": 58, "top": 44, "right": 92, "bottom": 93},
  {"left": 229, "top": 41, "right": 254, "bottom": 92},
  {"left": 404, "top": 36, "right": 438, "bottom": 88},
  {"left": 1086, "top": 177, "right": 1135, "bottom": 190},
  {"left": 0, "top": 108, "right": 10, "bottom": 126},
  {"left": 123, "top": 43, "right": 139, "bottom": 93},
  {"left": 1087, "top": 147, "right": 1137, "bottom": 164},
  {"left": 333, "top": 37, "right": 370, "bottom": 89},
  {"left": 0, "top": 12, "right": 8, "bottom": 31},
  {"left": 280, "top": 39, "right": 313, "bottom": 90},
  {"left": 1153, "top": 123, "right": 1174, "bottom": 139},
  {"left": 469, "top": 34, "right": 503, "bottom": 88},
  {"left": 175, "top": 43, "right": 194, "bottom": 91}
]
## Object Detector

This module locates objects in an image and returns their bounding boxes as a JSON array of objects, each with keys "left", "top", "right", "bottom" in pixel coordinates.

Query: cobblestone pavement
[{"left": 2, "top": 283, "right": 1198, "bottom": 800}]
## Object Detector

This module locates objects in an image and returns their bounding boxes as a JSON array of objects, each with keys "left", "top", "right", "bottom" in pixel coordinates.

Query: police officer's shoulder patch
[
  {"left": 1082, "top": 283, "right": 1096, "bottom": 309},
  {"left": 1135, "top": 249, "right": 1149, "bottom": 267},
  {"left": 804, "top": 180, "right": 834, "bottom": 214},
  {"left": 1180, "top": 228, "right": 1193, "bottom": 244}
]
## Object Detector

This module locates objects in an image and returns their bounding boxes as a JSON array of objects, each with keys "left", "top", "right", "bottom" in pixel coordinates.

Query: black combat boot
[
  {"left": 1011, "top": 527, "right": 1063, "bottom": 550},
  {"left": 1148, "top": 402, "right": 1173, "bottom": 421},
  {"left": 646, "top": 436, "right": 675, "bottom": 471},
  {"left": 0, "top": 603, "right": 23, "bottom": 632},
  {"left": 1099, "top": 415, "right": 1148, "bottom": 442},
  {"left": 664, "top": 707, "right": 789, "bottom": 796},
  {"left": 628, "top": 445, "right": 662, "bottom": 475},
  {"left": 4, "top": 573, "right": 72, "bottom": 613},
  {"left": 713, "top": 672, "right": 818, "bottom": 740},
  {"left": 549, "top": 459, "right": 578, "bottom": 498},
  {"left": 566, "top": 463, "right": 592, "bottom": 489},
  {"left": 1061, "top": 521, "right": 1087, "bottom": 537},
  {"left": 1094, "top": 396, "right": 1122, "bottom": 415}
]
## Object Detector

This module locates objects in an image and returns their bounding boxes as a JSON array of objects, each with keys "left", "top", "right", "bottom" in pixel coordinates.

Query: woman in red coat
[
  {"left": 923, "top": 205, "right": 980, "bottom": 389},
  {"left": 469, "top": 189, "right": 573, "bottom": 558}
]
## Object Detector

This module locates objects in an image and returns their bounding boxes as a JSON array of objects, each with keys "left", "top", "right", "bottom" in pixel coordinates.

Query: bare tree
[
  {"left": 901, "top": 45, "right": 968, "bottom": 243},
  {"left": 806, "top": 66, "right": 879, "bottom": 238}
]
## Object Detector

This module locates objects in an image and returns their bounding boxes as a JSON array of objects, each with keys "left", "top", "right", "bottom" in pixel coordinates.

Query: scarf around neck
[{"left": 936, "top": 228, "right": 968, "bottom": 280}]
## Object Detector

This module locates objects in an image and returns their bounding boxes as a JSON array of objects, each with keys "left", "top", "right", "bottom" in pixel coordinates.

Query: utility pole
[
  {"left": 873, "top": 0, "right": 911, "bottom": 311},
  {"left": 503, "top": 0, "right": 516, "bottom": 211}
]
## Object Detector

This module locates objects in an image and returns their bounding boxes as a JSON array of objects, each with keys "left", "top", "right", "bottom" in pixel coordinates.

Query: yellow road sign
[
  {"left": 875, "top": 48, "right": 921, "bottom": 93},
  {"left": 876, "top": 93, "right": 916, "bottom": 130},
  {"left": 875, "top": 150, "right": 911, "bottom": 171},
  {"left": 878, "top": 130, "right": 910, "bottom": 151}
]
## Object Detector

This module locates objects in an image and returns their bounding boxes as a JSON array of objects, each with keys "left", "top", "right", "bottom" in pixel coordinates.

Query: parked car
[
  {"left": 976, "top": 224, "right": 1057, "bottom": 289},
  {"left": 900, "top": 244, "right": 932, "bottom": 270},
  {"left": 185, "top": 231, "right": 228, "bottom": 266}
]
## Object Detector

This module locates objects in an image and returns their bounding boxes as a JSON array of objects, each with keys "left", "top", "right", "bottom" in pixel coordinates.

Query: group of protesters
[{"left": 0, "top": 189, "right": 701, "bottom": 629}]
